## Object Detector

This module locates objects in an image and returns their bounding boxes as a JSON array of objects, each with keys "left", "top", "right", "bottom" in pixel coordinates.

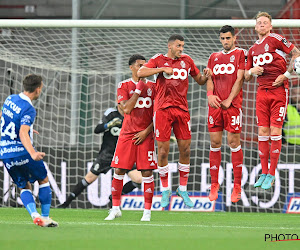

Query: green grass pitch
[{"left": 0, "top": 207, "right": 299, "bottom": 250}]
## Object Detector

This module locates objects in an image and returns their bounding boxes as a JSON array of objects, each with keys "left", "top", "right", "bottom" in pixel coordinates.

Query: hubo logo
[
  {"left": 253, "top": 52, "right": 273, "bottom": 66},
  {"left": 213, "top": 63, "right": 235, "bottom": 75},
  {"left": 163, "top": 68, "right": 188, "bottom": 80},
  {"left": 134, "top": 97, "right": 152, "bottom": 109}
]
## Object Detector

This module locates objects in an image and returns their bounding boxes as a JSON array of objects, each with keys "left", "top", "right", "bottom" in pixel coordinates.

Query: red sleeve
[
  {"left": 117, "top": 81, "right": 129, "bottom": 103},
  {"left": 273, "top": 34, "right": 294, "bottom": 55},
  {"left": 238, "top": 50, "right": 246, "bottom": 70},
  {"left": 207, "top": 54, "right": 212, "bottom": 69},
  {"left": 245, "top": 48, "right": 253, "bottom": 70},
  {"left": 143, "top": 54, "right": 159, "bottom": 68},
  {"left": 189, "top": 56, "right": 200, "bottom": 76}
]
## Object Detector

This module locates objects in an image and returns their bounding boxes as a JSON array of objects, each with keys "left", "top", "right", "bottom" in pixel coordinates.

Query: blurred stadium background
[{"left": 0, "top": 0, "right": 299, "bottom": 214}]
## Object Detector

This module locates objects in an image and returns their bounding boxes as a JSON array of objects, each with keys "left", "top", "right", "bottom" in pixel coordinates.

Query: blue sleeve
[{"left": 20, "top": 106, "right": 36, "bottom": 126}]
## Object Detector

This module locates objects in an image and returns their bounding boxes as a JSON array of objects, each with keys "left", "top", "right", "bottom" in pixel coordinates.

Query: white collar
[
  {"left": 222, "top": 47, "right": 237, "bottom": 54},
  {"left": 19, "top": 93, "right": 33, "bottom": 106}
]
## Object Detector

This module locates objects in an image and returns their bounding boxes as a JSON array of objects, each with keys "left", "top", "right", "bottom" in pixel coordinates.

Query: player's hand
[
  {"left": 220, "top": 98, "right": 232, "bottom": 110},
  {"left": 272, "top": 74, "right": 285, "bottom": 87},
  {"left": 203, "top": 68, "right": 212, "bottom": 77},
  {"left": 106, "top": 117, "right": 122, "bottom": 128},
  {"left": 33, "top": 129, "right": 39, "bottom": 135},
  {"left": 31, "top": 151, "right": 45, "bottom": 161},
  {"left": 135, "top": 79, "right": 146, "bottom": 94},
  {"left": 208, "top": 95, "right": 221, "bottom": 109},
  {"left": 163, "top": 67, "right": 173, "bottom": 75},
  {"left": 132, "top": 130, "right": 148, "bottom": 145},
  {"left": 252, "top": 66, "right": 264, "bottom": 76}
]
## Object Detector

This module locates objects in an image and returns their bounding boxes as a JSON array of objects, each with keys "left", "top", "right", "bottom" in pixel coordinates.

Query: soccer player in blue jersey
[{"left": 0, "top": 74, "right": 58, "bottom": 227}]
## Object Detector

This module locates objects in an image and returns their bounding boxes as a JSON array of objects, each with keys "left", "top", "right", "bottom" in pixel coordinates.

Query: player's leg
[
  {"left": 57, "top": 157, "right": 109, "bottom": 208},
  {"left": 105, "top": 137, "right": 136, "bottom": 220},
  {"left": 261, "top": 87, "right": 287, "bottom": 189},
  {"left": 125, "top": 169, "right": 142, "bottom": 194},
  {"left": 208, "top": 131, "right": 222, "bottom": 201},
  {"left": 140, "top": 170, "right": 154, "bottom": 222},
  {"left": 255, "top": 88, "right": 271, "bottom": 187},
  {"left": 173, "top": 108, "right": 193, "bottom": 207},
  {"left": 155, "top": 109, "right": 172, "bottom": 207},
  {"left": 228, "top": 132, "right": 243, "bottom": 203}
]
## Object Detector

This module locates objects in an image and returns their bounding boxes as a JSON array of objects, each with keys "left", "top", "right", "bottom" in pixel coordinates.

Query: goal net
[{"left": 0, "top": 20, "right": 299, "bottom": 213}]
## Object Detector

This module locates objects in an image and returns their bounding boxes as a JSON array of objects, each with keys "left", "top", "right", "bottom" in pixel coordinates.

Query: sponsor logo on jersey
[
  {"left": 253, "top": 52, "right": 273, "bottom": 67},
  {"left": 282, "top": 38, "right": 292, "bottom": 48},
  {"left": 286, "top": 197, "right": 300, "bottom": 213},
  {"left": 163, "top": 68, "right": 188, "bottom": 80},
  {"left": 164, "top": 62, "right": 169, "bottom": 66},
  {"left": 150, "top": 162, "right": 156, "bottom": 167},
  {"left": 156, "top": 129, "right": 159, "bottom": 138},
  {"left": 5, "top": 158, "right": 29, "bottom": 170},
  {"left": 213, "top": 63, "right": 235, "bottom": 75},
  {"left": 114, "top": 156, "right": 119, "bottom": 164},
  {"left": 180, "top": 60, "right": 186, "bottom": 68},
  {"left": 264, "top": 43, "right": 269, "bottom": 52},
  {"left": 276, "top": 118, "right": 282, "bottom": 121},
  {"left": 235, "top": 126, "right": 240, "bottom": 130},
  {"left": 21, "top": 115, "right": 31, "bottom": 124},
  {"left": 230, "top": 55, "right": 235, "bottom": 62},
  {"left": 214, "top": 57, "right": 218, "bottom": 61},
  {"left": 147, "top": 88, "right": 152, "bottom": 97},
  {"left": 118, "top": 95, "right": 123, "bottom": 100},
  {"left": 134, "top": 97, "right": 152, "bottom": 109}
]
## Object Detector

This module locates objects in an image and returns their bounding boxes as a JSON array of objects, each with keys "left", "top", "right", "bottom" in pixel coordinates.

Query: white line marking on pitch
[{"left": 0, "top": 220, "right": 299, "bottom": 230}]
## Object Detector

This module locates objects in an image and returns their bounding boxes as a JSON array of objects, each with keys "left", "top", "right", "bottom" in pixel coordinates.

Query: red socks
[
  {"left": 111, "top": 173, "right": 124, "bottom": 207},
  {"left": 143, "top": 175, "right": 154, "bottom": 210},
  {"left": 269, "top": 135, "right": 282, "bottom": 176},
  {"left": 231, "top": 145, "right": 243, "bottom": 185},
  {"left": 158, "top": 165, "right": 169, "bottom": 189},
  {"left": 258, "top": 136, "right": 270, "bottom": 175},
  {"left": 209, "top": 146, "right": 221, "bottom": 184}
]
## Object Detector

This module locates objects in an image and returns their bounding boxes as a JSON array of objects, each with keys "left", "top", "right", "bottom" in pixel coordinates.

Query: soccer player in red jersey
[
  {"left": 105, "top": 54, "right": 157, "bottom": 221},
  {"left": 206, "top": 25, "right": 246, "bottom": 203},
  {"left": 245, "top": 12, "right": 300, "bottom": 189},
  {"left": 137, "top": 34, "right": 210, "bottom": 208}
]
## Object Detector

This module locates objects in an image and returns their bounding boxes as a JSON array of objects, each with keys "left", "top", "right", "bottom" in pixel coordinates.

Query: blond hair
[{"left": 256, "top": 12, "right": 272, "bottom": 22}]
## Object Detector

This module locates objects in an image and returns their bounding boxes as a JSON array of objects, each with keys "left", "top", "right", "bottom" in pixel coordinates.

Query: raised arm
[
  {"left": 273, "top": 46, "right": 300, "bottom": 87},
  {"left": 137, "top": 66, "right": 173, "bottom": 78}
]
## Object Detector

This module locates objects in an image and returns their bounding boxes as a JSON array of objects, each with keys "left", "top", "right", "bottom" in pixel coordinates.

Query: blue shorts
[{"left": 2, "top": 153, "right": 47, "bottom": 188}]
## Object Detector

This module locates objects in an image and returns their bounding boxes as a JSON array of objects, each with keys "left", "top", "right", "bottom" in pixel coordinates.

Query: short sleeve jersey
[
  {"left": 143, "top": 54, "right": 200, "bottom": 112},
  {"left": 207, "top": 48, "right": 246, "bottom": 109},
  {"left": 117, "top": 78, "right": 155, "bottom": 137},
  {"left": 246, "top": 33, "right": 294, "bottom": 89},
  {"left": 0, "top": 93, "right": 36, "bottom": 159}
]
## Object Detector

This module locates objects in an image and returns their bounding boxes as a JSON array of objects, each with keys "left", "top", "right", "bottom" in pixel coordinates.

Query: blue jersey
[{"left": 0, "top": 93, "right": 36, "bottom": 159}]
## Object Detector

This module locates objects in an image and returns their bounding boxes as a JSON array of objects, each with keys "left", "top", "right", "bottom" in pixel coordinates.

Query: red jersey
[
  {"left": 246, "top": 33, "right": 294, "bottom": 89},
  {"left": 117, "top": 78, "right": 155, "bottom": 137},
  {"left": 208, "top": 48, "right": 246, "bottom": 109},
  {"left": 144, "top": 53, "right": 200, "bottom": 112}
]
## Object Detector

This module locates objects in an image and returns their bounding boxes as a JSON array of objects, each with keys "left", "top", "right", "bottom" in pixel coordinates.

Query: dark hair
[
  {"left": 168, "top": 34, "right": 184, "bottom": 43},
  {"left": 219, "top": 25, "right": 235, "bottom": 36},
  {"left": 23, "top": 74, "right": 43, "bottom": 93},
  {"left": 128, "top": 54, "right": 146, "bottom": 66}
]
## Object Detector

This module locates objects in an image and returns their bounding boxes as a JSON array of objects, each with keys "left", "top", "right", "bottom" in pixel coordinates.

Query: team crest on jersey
[
  {"left": 114, "top": 156, "right": 119, "bottom": 164},
  {"left": 209, "top": 116, "right": 214, "bottom": 125},
  {"left": 156, "top": 129, "right": 159, "bottom": 138},
  {"left": 147, "top": 88, "right": 152, "bottom": 97},
  {"left": 264, "top": 44, "right": 269, "bottom": 52},
  {"left": 230, "top": 55, "right": 235, "bottom": 62},
  {"left": 180, "top": 60, "right": 186, "bottom": 68}
]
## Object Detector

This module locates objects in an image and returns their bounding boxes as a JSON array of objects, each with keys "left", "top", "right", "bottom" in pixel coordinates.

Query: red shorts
[
  {"left": 256, "top": 86, "right": 289, "bottom": 128},
  {"left": 208, "top": 105, "right": 242, "bottom": 133},
  {"left": 111, "top": 132, "right": 157, "bottom": 170},
  {"left": 154, "top": 107, "right": 191, "bottom": 141}
]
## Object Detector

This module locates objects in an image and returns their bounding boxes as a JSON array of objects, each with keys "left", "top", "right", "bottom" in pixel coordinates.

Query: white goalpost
[{"left": 0, "top": 19, "right": 299, "bottom": 213}]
